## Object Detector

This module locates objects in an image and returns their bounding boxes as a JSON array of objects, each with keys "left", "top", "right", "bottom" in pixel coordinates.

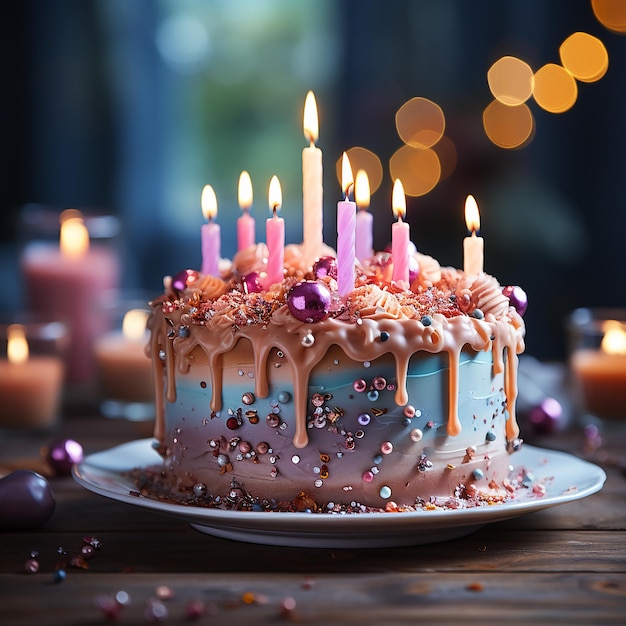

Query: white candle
[
  {"left": 463, "top": 195, "right": 484, "bottom": 275},
  {"left": 355, "top": 169, "right": 373, "bottom": 262},
  {"left": 391, "top": 179, "right": 410, "bottom": 288},
  {"left": 302, "top": 91, "right": 323, "bottom": 270},
  {"left": 337, "top": 153, "right": 356, "bottom": 297},
  {"left": 201, "top": 185, "right": 221, "bottom": 276},
  {"left": 237, "top": 171, "right": 255, "bottom": 251},
  {"left": 265, "top": 176, "right": 285, "bottom": 287}
]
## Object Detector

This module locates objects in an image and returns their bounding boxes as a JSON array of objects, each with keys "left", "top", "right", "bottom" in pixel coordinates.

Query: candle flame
[
  {"left": 201, "top": 185, "right": 218, "bottom": 221},
  {"left": 7, "top": 324, "right": 29, "bottom": 364},
  {"left": 601, "top": 321, "right": 626, "bottom": 355},
  {"left": 341, "top": 152, "right": 354, "bottom": 198},
  {"left": 238, "top": 171, "right": 253, "bottom": 210},
  {"left": 355, "top": 170, "right": 370, "bottom": 210},
  {"left": 303, "top": 91, "right": 319, "bottom": 144},
  {"left": 268, "top": 175, "right": 282, "bottom": 214},
  {"left": 465, "top": 195, "right": 480, "bottom": 233},
  {"left": 392, "top": 179, "right": 406, "bottom": 220},
  {"left": 122, "top": 309, "right": 149, "bottom": 342},
  {"left": 59, "top": 210, "right": 89, "bottom": 258}
]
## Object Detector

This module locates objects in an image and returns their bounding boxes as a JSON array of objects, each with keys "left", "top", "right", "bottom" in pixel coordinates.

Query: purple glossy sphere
[
  {"left": 528, "top": 397, "right": 562, "bottom": 434},
  {"left": 502, "top": 285, "right": 528, "bottom": 316},
  {"left": 0, "top": 470, "right": 56, "bottom": 529},
  {"left": 287, "top": 281, "right": 332, "bottom": 323},
  {"left": 171, "top": 269, "right": 200, "bottom": 293},
  {"left": 313, "top": 256, "right": 337, "bottom": 280},
  {"left": 46, "top": 439, "right": 84, "bottom": 476},
  {"left": 242, "top": 271, "right": 264, "bottom": 294}
]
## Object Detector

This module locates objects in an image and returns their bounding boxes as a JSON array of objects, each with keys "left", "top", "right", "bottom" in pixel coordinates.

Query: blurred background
[{"left": 1, "top": 0, "right": 625, "bottom": 362}]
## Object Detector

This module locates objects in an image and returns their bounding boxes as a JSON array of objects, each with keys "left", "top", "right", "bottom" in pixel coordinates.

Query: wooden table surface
[{"left": 1, "top": 412, "right": 625, "bottom": 625}]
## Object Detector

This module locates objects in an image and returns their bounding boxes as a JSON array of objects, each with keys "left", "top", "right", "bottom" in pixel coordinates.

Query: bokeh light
[
  {"left": 431, "top": 135, "right": 457, "bottom": 182},
  {"left": 559, "top": 32, "right": 608, "bottom": 83},
  {"left": 335, "top": 147, "right": 383, "bottom": 195},
  {"left": 487, "top": 56, "right": 534, "bottom": 106},
  {"left": 532, "top": 63, "right": 578, "bottom": 113},
  {"left": 592, "top": 0, "right": 626, "bottom": 34},
  {"left": 483, "top": 100, "right": 535, "bottom": 149},
  {"left": 389, "top": 146, "right": 441, "bottom": 196},
  {"left": 395, "top": 97, "right": 445, "bottom": 149}
]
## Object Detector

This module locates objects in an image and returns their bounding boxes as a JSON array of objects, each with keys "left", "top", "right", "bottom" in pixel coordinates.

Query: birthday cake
[{"left": 142, "top": 242, "right": 527, "bottom": 513}]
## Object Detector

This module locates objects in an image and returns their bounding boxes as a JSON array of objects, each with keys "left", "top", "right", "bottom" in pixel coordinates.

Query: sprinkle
[
  {"left": 421, "top": 315, "right": 432, "bottom": 326},
  {"left": 379, "top": 331, "right": 390, "bottom": 342},
  {"left": 380, "top": 441, "right": 393, "bottom": 455},
  {"left": 291, "top": 455, "right": 300, "bottom": 464},
  {"left": 362, "top": 471, "right": 374, "bottom": 483},
  {"left": 358, "top": 413, "right": 371, "bottom": 426},
  {"left": 485, "top": 430, "right": 497, "bottom": 442},
  {"left": 241, "top": 392, "right": 255, "bottom": 405},
  {"left": 471, "top": 308, "right": 484, "bottom": 320},
  {"left": 278, "top": 391, "right": 291, "bottom": 403},
  {"left": 472, "top": 468, "right": 484, "bottom": 480},
  {"left": 379, "top": 486, "right": 392, "bottom": 499},
  {"left": 410, "top": 428, "right": 423, "bottom": 442},
  {"left": 367, "top": 390, "right": 379, "bottom": 401},
  {"left": 403, "top": 405, "right": 416, "bottom": 418}
]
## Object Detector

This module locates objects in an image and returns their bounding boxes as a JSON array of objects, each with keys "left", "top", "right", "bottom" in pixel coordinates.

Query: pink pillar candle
[
  {"left": 463, "top": 195, "right": 484, "bottom": 275},
  {"left": 201, "top": 185, "right": 221, "bottom": 276},
  {"left": 302, "top": 91, "right": 323, "bottom": 269},
  {"left": 237, "top": 171, "right": 255, "bottom": 251},
  {"left": 337, "top": 153, "right": 356, "bottom": 297},
  {"left": 355, "top": 169, "right": 373, "bottom": 262},
  {"left": 265, "top": 176, "right": 285, "bottom": 287},
  {"left": 391, "top": 179, "right": 410, "bottom": 287}
]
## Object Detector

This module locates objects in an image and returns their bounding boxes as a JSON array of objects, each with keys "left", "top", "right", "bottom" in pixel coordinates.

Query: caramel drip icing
[{"left": 149, "top": 301, "right": 525, "bottom": 449}]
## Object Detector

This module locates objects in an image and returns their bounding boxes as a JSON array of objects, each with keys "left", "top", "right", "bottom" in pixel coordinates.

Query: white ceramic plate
[{"left": 73, "top": 439, "right": 606, "bottom": 548}]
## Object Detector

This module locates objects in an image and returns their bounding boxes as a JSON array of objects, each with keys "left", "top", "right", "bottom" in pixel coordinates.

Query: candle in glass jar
[
  {"left": 237, "top": 171, "right": 255, "bottom": 251},
  {"left": 201, "top": 185, "right": 221, "bottom": 276},
  {"left": 463, "top": 195, "right": 484, "bottom": 275},
  {"left": 0, "top": 324, "right": 64, "bottom": 429},
  {"left": 21, "top": 210, "right": 119, "bottom": 385},
  {"left": 391, "top": 179, "right": 410, "bottom": 288},
  {"left": 265, "top": 176, "right": 285, "bottom": 287}
]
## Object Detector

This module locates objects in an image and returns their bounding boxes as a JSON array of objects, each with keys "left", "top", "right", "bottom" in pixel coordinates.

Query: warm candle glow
[
  {"left": 601, "top": 322, "right": 626, "bottom": 355},
  {"left": 122, "top": 309, "right": 149, "bottom": 342},
  {"left": 303, "top": 90, "right": 319, "bottom": 145},
  {"left": 201, "top": 185, "right": 218, "bottom": 221},
  {"left": 238, "top": 171, "right": 253, "bottom": 210},
  {"left": 269, "top": 175, "right": 282, "bottom": 214},
  {"left": 355, "top": 170, "right": 370, "bottom": 210},
  {"left": 341, "top": 152, "right": 354, "bottom": 199},
  {"left": 392, "top": 179, "right": 406, "bottom": 220},
  {"left": 7, "top": 324, "right": 29, "bottom": 364},
  {"left": 465, "top": 195, "right": 480, "bottom": 233},
  {"left": 59, "top": 214, "right": 90, "bottom": 258}
]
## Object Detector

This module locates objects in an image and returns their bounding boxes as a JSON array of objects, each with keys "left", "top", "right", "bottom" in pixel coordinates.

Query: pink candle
[
  {"left": 337, "top": 153, "right": 356, "bottom": 297},
  {"left": 265, "top": 176, "right": 285, "bottom": 287},
  {"left": 201, "top": 185, "right": 221, "bottom": 276},
  {"left": 302, "top": 91, "right": 323, "bottom": 269},
  {"left": 391, "top": 179, "right": 410, "bottom": 288},
  {"left": 21, "top": 211, "right": 119, "bottom": 385},
  {"left": 237, "top": 171, "right": 255, "bottom": 251},
  {"left": 355, "top": 169, "right": 373, "bottom": 262},
  {"left": 463, "top": 194, "right": 484, "bottom": 275}
]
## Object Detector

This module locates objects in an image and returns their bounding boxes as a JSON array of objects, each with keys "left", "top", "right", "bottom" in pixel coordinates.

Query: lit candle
[
  {"left": 265, "top": 175, "right": 285, "bottom": 287},
  {"left": 237, "top": 170, "right": 255, "bottom": 251},
  {"left": 94, "top": 309, "right": 153, "bottom": 407},
  {"left": 337, "top": 153, "right": 356, "bottom": 297},
  {"left": 0, "top": 324, "right": 64, "bottom": 429},
  {"left": 201, "top": 185, "right": 221, "bottom": 276},
  {"left": 355, "top": 169, "right": 373, "bottom": 262},
  {"left": 463, "top": 194, "right": 484, "bottom": 275},
  {"left": 391, "top": 179, "right": 410, "bottom": 288},
  {"left": 302, "top": 91, "right": 323, "bottom": 269},
  {"left": 21, "top": 209, "right": 120, "bottom": 385}
]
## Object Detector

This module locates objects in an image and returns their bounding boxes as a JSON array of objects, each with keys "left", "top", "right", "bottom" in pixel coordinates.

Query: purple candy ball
[
  {"left": 528, "top": 397, "right": 562, "bottom": 434},
  {"left": 287, "top": 281, "right": 332, "bottom": 323},
  {"left": 0, "top": 470, "right": 56, "bottom": 529},
  {"left": 46, "top": 439, "right": 84, "bottom": 476},
  {"left": 171, "top": 269, "right": 200, "bottom": 293},
  {"left": 503, "top": 285, "right": 528, "bottom": 316},
  {"left": 313, "top": 256, "right": 337, "bottom": 280},
  {"left": 242, "top": 271, "right": 264, "bottom": 294}
]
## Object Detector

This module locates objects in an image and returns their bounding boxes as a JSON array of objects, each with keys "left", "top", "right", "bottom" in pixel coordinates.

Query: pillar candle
[
  {"left": 237, "top": 170, "right": 255, "bottom": 251},
  {"left": 21, "top": 210, "right": 119, "bottom": 385},
  {"left": 337, "top": 153, "right": 356, "bottom": 297},
  {"left": 266, "top": 175, "right": 285, "bottom": 287},
  {"left": 355, "top": 169, "right": 373, "bottom": 262},
  {"left": 463, "top": 194, "right": 484, "bottom": 275},
  {"left": 391, "top": 179, "right": 410, "bottom": 287},
  {"left": 201, "top": 185, "right": 221, "bottom": 276},
  {"left": 302, "top": 91, "right": 323, "bottom": 270}
]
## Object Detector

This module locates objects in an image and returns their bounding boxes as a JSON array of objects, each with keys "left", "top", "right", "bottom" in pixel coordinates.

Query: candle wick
[{"left": 344, "top": 182, "right": 354, "bottom": 201}]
